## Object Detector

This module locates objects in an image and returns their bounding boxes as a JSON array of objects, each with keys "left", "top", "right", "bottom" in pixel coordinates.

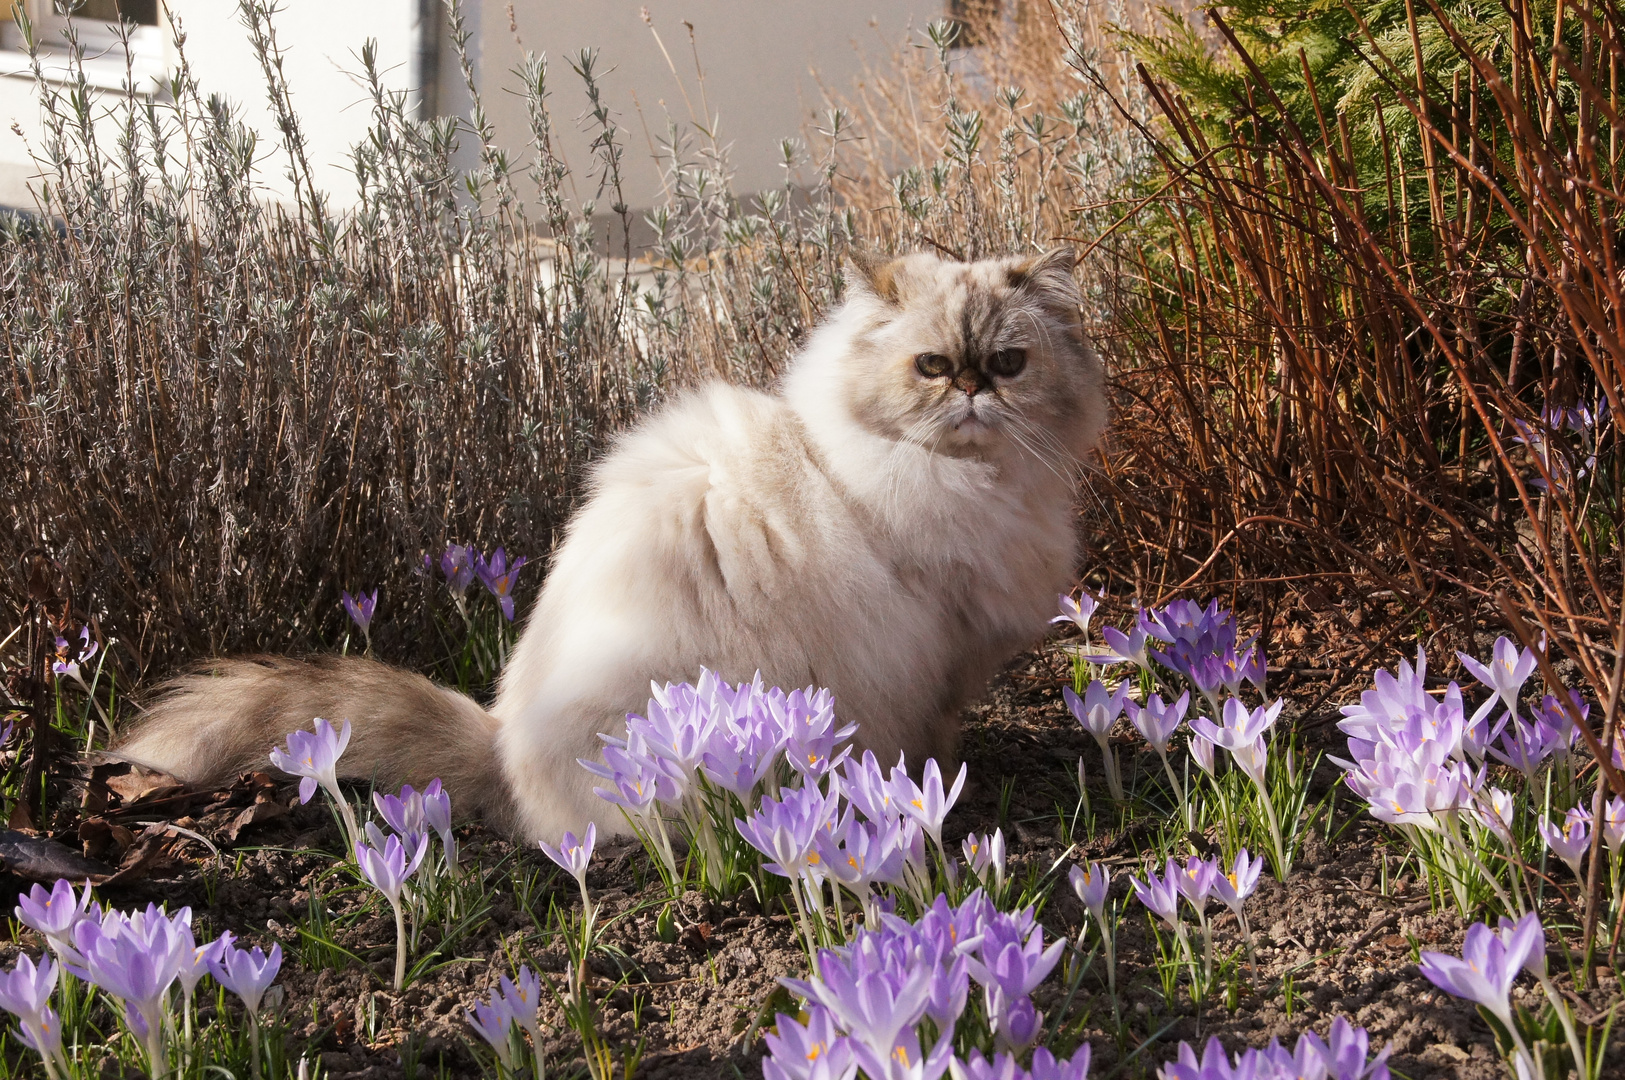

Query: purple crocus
[
  {"left": 894, "top": 758, "right": 968, "bottom": 854},
  {"left": 1418, "top": 919, "right": 1539, "bottom": 1029},
  {"left": 1093, "top": 619, "right": 1151, "bottom": 669},
  {"left": 355, "top": 829, "right": 427, "bottom": 989},
  {"left": 1604, "top": 797, "right": 1625, "bottom": 853},
  {"left": 1192, "top": 697, "right": 1283, "bottom": 753},
  {"left": 738, "top": 785, "right": 839, "bottom": 884},
  {"left": 1065, "top": 680, "right": 1130, "bottom": 801},
  {"left": 375, "top": 784, "right": 426, "bottom": 840},
  {"left": 1173, "top": 855, "right": 1220, "bottom": 910},
  {"left": 466, "top": 995, "right": 516, "bottom": 1070},
  {"left": 1127, "top": 691, "right": 1188, "bottom": 754},
  {"left": 1051, "top": 593, "right": 1099, "bottom": 637},
  {"left": 269, "top": 717, "right": 352, "bottom": 806},
  {"left": 1457, "top": 636, "right": 1538, "bottom": 716},
  {"left": 1070, "top": 862, "right": 1109, "bottom": 928},
  {"left": 962, "top": 829, "right": 1006, "bottom": 893},
  {"left": 1131, "top": 860, "right": 1183, "bottom": 929},
  {"left": 0, "top": 953, "right": 69, "bottom": 1079},
  {"left": 1538, "top": 808, "right": 1592, "bottom": 879},
  {"left": 836, "top": 750, "right": 903, "bottom": 824},
  {"left": 51, "top": 627, "right": 99, "bottom": 686},
  {"left": 437, "top": 544, "right": 477, "bottom": 597},
  {"left": 15, "top": 879, "right": 95, "bottom": 958},
  {"left": 422, "top": 778, "right": 457, "bottom": 872},
  {"left": 208, "top": 932, "right": 283, "bottom": 1017},
  {"left": 499, "top": 964, "right": 545, "bottom": 1052},
  {"left": 270, "top": 717, "right": 361, "bottom": 851},
  {"left": 476, "top": 548, "right": 528, "bottom": 621},
  {"left": 961, "top": 911, "right": 1066, "bottom": 1053},
  {"left": 1210, "top": 849, "right": 1263, "bottom": 916},
  {"left": 538, "top": 823, "right": 597, "bottom": 914},
  {"left": 341, "top": 589, "right": 378, "bottom": 645},
  {"left": 818, "top": 814, "right": 907, "bottom": 913},
  {"left": 763, "top": 1004, "right": 857, "bottom": 1080}
]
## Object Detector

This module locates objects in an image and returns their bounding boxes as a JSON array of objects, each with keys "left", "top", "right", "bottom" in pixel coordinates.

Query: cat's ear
[
  {"left": 1007, "top": 247, "right": 1078, "bottom": 299},
  {"left": 848, "top": 249, "right": 904, "bottom": 305}
]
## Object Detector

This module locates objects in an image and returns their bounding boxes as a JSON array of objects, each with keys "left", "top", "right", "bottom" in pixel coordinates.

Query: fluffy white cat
[{"left": 116, "top": 248, "right": 1106, "bottom": 841}]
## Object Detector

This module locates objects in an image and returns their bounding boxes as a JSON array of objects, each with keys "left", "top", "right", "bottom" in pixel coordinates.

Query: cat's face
[{"left": 830, "top": 249, "right": 1104, "bottom": 465}]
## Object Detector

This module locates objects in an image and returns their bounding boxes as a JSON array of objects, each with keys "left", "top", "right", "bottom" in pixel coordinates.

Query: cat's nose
[{"left": 953, "top": 369, "right": 989, "bottom": 397}]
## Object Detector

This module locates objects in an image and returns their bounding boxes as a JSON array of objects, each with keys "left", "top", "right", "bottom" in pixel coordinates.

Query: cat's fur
[{"left": 115, "top": 248, "right": 1107, "bottom": 842}]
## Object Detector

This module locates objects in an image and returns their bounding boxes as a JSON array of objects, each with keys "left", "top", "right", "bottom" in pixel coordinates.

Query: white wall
[
  {"left": 0, "top": 0, "right": 414, "bottom": 211},
  {"left": 471, "top": 0, "right": 934, "bottom": 211}
]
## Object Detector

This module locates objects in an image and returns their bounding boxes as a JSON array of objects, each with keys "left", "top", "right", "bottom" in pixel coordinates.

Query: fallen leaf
[
  {"left": 0, "top": 829, "right": 114, "bottom": 883},
  {"left": 224, "top": 796, "right": 288, "bottom": 843},
  {"left": 78, "top": 818, "right": 136, "bottom": 862}
]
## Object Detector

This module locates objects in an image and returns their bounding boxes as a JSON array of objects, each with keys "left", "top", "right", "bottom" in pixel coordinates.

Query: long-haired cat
[{"left": 115, "top": 248, "right": 1107, "bottom": 841}]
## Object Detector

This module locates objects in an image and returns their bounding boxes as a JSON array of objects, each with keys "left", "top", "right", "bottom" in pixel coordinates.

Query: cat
[{"left": 114, "top": 247, "right": 1107, "bottom": 842}]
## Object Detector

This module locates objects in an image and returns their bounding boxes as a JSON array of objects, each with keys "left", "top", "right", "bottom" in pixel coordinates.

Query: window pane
[{"left": 74, "top": 0, "right": 158, "bottom": 26}]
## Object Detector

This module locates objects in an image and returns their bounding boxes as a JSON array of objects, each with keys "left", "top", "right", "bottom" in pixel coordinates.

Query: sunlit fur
[{"left": 117, "top": 249, "right": 1107, "bottom": 842}]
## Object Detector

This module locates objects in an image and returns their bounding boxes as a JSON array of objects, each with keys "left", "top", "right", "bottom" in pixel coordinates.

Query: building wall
[
  {"left": 0, "top": 0, "right": 415, "bottom": 211},
  {"left": 463, "top": 0, "right": 934, "bottom": 213}
]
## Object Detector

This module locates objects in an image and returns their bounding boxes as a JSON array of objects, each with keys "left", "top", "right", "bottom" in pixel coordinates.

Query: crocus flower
[
  {"left": 785, "top": 941, "right": 942, "bottom": 1080},
  {"left": 15, "top": 879, "right": 95, "bottom": 958},
  {"left": 341, "top": 589, "right": 377, "bottom": 645},
  {"left": 499, "top": 965, "right": 545, "bottom": 1050},
  {"left": 1065, "top": 680, "right": 1130, "bottom": 800},
  {"left": 1473, "top": 786, "right": 1517, "bottom": 842},
  {"left": 818, "top": 815, "right": 907, "bottom": 913},
  {"left": 211, "top": 929, "right": 285, "bottom": 1076},
  {"left": 962, "top": 829, "right": 1006, "bottom": 893},
  {"left": 208, "top": 933, "right": 282, "bottom": 1017},
  {"left": 1092, "top": 619, "right": 1151, "bottom": 669},
  {"left": 763, "top": 1005, "right": 857, "bottom": 1080},
  {"left": 1127, "top": 692, "right": 1188, "bottom": 754},
  {"left": 1051, "top": 593, "right": 1098, "bottom": 637},
  {"left": 1210, "top": 849, "right": 1262, "bottom": 916},
  {"left": 1538, "top": 809, "right": 1592, "bottom": 878},
  {"left": 1070, "top": 863, "right": 1109, "bottom": 928},
  {"left": 1604, "top": 796, "right": 1625, "bottom": 853},
  {"left": 1192, "top": 697, "right": 1283, "bottom": 752},
  {"left": 355, "top": 830, "right": 427, "bottom": 988},
  {"left": 894, "top": 758, "right": 968, "bottom": 854},
  {"left": 51, "top": 628, "right": 99, "bottom": 688},
  {"left": 836, "top": 750, "right": 903, "bottom": 824},
  {"left": 0, "top": 953, "right": 69, "bottom": 1079},
  {"left": 1457, "top": 636, "right": 1538, "bottom": 716},
  {"left": 476, "top": 548, "right": 528, "bottom": 620},
  {"left": 422, "top": 778, "right": 457, "bottom": 871},
  {"left": 1066, "top": 680, "right": 1131, "bottom": 742},
  {"left": 437, "top": 544, "right": 477, "bottom": 597},
  {"left": 539, "top": 823, "right": 597, "bottom": 914},
  {"left": 467, "top": 995, "right": 516, "bottom": 1070},
  {"left": 269, "top": 717, "right": 351, "bottom": 807},
  {"left": 1419, "top": 919, "right": 1538, "bottom": 1029},
  {"left": 375, "top": 784, "right": 426, "bottom": 840},
  {"left": 270, "top": 717, "right": 360, "bottom": 850},
  {"left": 1190, "top": 730, "right": 1216, "bottom": 775},
  {"left": 1173, "top": 856, "right": 1219, "bottom": 910},
  {"left": 1130, "top": 860, "right": 1183, "bottom": 929}
]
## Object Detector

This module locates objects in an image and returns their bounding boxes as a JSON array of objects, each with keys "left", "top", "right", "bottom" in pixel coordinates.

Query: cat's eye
[
  {"left": 914, "top": 353, "right": 952, "bottom": 379},
  {"left": 988, "top": 349, "right": 1027, "bottom": 378}
]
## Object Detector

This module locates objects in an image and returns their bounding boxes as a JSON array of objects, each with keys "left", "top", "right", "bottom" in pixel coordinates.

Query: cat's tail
[{"left": 113, "top": 656, "right": 518, "bottom": 833}]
